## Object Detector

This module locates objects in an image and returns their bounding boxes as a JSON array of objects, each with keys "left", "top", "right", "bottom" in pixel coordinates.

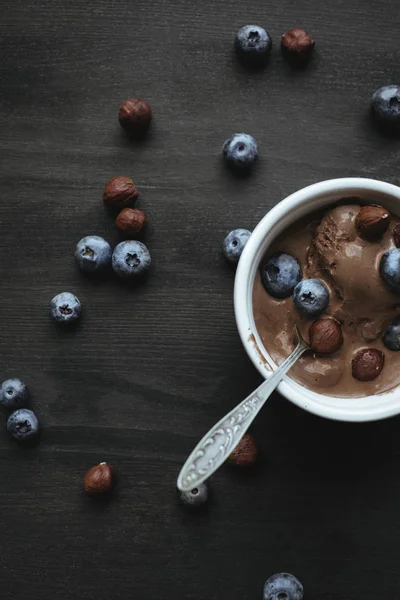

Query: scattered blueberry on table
[
  {"left": 223, "top": 133, "right": 258, "bottom": 170},
  {"left": 50, "top": 292, "right": 82, "bottom": 324},
  {"left": 264, "top": 573, "right": 303, "bottom": 600},
  {"left": 235, "top": 25, "right": 272, "bottom": 63},
  {"left": 75, "top": 236, "right": 112, "bottom": 273},
  {"left": 7, "top": 409, "right": 39, "bottom": 442},
  {"left": 112, "top": 240, "right": 151, "bottom": 278},
  {"left": 179, "top": 482, "right": 209, "bottom": 507},
  {"left": 293, "top": 278, "right": 329, "bottom": 317},
  {"left": 383, "top": 317, "right": 400, "bottom": 351},
  {"left": 0, "top": 379, "right": 29, "bottom": 410},
  {"left": 223, "top": 229, "right": 251, "bottom": 264},
  {"left": 380, "top": 248, "right": 400, "bottom": 291},
  {"left": 371, "top": 85, "right": 400, "bottom": 132},
  {"left": 261, "top": 253, "right": 302, "bottom": 298}
]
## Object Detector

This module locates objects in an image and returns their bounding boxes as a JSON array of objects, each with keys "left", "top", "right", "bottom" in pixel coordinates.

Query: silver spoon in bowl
[{"left": 177, "top": 326, "right": 309, "bottom": 492}]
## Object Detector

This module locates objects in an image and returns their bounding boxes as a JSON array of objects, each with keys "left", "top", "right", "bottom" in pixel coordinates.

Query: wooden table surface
[{"left": 1, "top": 1, "right": 400, "bottom": 598}]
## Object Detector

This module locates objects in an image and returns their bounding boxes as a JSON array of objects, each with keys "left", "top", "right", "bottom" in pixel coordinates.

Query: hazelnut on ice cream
[{"left": 253, "top": 202, "right": 400, "bottom": 397}]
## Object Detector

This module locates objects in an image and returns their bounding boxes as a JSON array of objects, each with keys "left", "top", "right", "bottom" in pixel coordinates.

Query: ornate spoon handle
[{"left": 177, "top": 333, "right": 308, "bottom": 492}]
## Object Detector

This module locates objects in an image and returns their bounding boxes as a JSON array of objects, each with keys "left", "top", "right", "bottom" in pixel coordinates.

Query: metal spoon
[{"left": 177, "top": 327, "right": 309, "bottom": 492}]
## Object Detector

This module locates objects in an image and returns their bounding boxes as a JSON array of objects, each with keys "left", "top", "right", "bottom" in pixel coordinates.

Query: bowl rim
[{"left": 234, "top": 177, "right": 400, "bottom": 422}]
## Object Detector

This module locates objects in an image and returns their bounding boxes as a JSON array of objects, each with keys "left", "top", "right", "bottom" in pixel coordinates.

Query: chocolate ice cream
[{"left": 253, "top": 202, "right": 400, "bottom": 397}]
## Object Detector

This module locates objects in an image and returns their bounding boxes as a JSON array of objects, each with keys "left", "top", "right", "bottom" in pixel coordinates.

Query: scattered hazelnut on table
[
  {"left": 118, "top": 98, "right": 152, "bottom": 137},
  {"left": 355, "top": 205, "right": 391, "bottom": 240},
  {"left": 84, "top": 462, "right": 115, "bottom": 496},
  {"left": 103, "top": 176, "right": 139, "bottom": 211},
  {"left": 352, "top": 348, "right": 385, "bottom": 381},
  {"left": 281, "top": 28, "right": 315, "bottom": 66},
  {"left": 309, "top": 318, "right": 343, "bottom": 355},
  {"left": 116, "top": 208, "right": 147, "bottom": 235},
  {"left": 228, "top": 434, "right": 258, "bottom": 466},
  {"left": 393, "top": 223, "right": 400, "bottom": 247}
]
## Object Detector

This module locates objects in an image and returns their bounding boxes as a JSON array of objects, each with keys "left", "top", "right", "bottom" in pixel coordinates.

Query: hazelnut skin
[
  {"left": 281, "top": 28, "right": 315, "bottom": 66},
  {"left": 103, "top": 176, "right": 139, "bottom": 211},
  {"left": 116, "top": 208, "right": 147, "bottom": 235},
  {"left": 119, "top": 98, "right": 152, "bottom": 137},
  {"left": 84, "top": 462, "right": 115, "bottom": 496},
  {"left": 352, "top": 348, "right": 384, "bottom": 381},
  {"left": 355, "top": 205, "right": 391, "bottom": 240},
  {"left": 228, "top": 434, "right": 258, "bottom": 467},
  {"left": 309, "top": 318, "right": 343, "bottom": 355}
]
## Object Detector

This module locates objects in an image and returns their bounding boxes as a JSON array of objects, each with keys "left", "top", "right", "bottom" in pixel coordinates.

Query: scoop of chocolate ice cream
[{"left": 307, "top": 205, "right": 398, "bottom": 342}]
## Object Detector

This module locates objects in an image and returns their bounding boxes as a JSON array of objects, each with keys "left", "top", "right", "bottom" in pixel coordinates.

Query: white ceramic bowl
[{"left": 234, "top": 177, "right": 400, "bottom": 422}]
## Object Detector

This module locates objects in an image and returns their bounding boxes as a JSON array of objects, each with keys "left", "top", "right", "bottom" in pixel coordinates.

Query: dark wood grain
[{"left": 1, "top": 1, "right": 400, "bottom": 598}]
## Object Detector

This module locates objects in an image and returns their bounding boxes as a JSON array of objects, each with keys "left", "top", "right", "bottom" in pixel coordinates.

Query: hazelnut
[
  {"left": 118, "top": 98, "right": 152, "bottom": 137},
  {"left": 393, "top": 223, "right": 400, "bottom": 247},
  {"left": 355, "top": 204, "right": 391, "bottom": 240},
  {"left": 103, "top": 176, "right": 139, "bottom": 211},
  {"left": 84, "top": 462, "right": 115, "bottom": 496},
  {"left": 116, "top": 208, "right": 147, "bottom": 235},
  {"left": 228, "top": 434, "right": 258, "bottom": 467},
  {"left": 309, "top": 318, "right": 343, "bottom": 355},
  {"left": 281, "top": 28, "right": 315, "bottom": 66},
  {"left": 352, "top": 348, "right": 385, "bottom": 381}
]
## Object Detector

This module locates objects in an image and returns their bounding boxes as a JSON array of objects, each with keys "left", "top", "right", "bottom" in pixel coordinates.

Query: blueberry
[
  {"left": 75, "top": 236, "right": 112, "bottom": 273},
  {"left": 7, "top": 409, "right": 39, "bottom": 442},
  {"left": 264, "top": 573, "right": 303, "bottom": 600},
  {"left": 179, "top": 482, "right": 209, "bottom": 507},
  {"left": 380, "top": 248, "right": 400, "bottom": 291},
  {"left": 112, "top": 240, "right": 151, "bottom": 278},
  {"left": 383, "top": 317, "right": 400, "bottom": 350},
  {"left": 293, "top": 278, "right": 329, "bottom": 317},
  {"left": 261, "top": 253, "right": 302, "bottom": 298},
  {"left": 50, "top": 292, "right": 82, "bottom": 324},
  {"left": 235, "top": 25, "right": 272, "bottom": 62},
  {"left": 223, "top": 229, "right": 251, "bottom": 264},
  {"left": 0, "top": 379, "right": 29, "bottom": 410},
  {"left": 371, "top": 85, "right": 400, "bottom": 132},
  {"left": 223, "top": 134, "right": 258, "bottom": 170}
]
